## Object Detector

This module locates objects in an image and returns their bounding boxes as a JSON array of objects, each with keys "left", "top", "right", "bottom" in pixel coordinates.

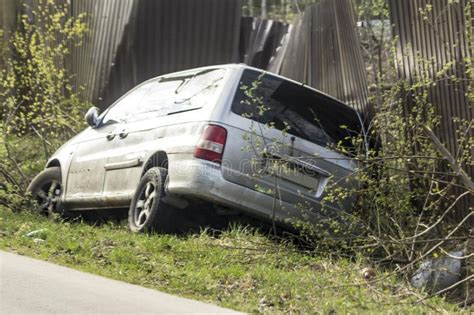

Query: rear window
[
  {"left": 102, "top": 68, "right": 225, "bottom": 125},
  {"left": 231, "top": 69, "right": 362, "bottom": 149},
  {"left": 141, "top": 68, "right": 226, "bottom": 118}
]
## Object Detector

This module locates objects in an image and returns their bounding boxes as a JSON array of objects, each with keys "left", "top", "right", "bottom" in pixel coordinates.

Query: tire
[
  {"left": 128, "top": 167, "right": 174, "bottom": 233},
  {"left": 27, "top": 167, "right": 63, "bottom": 215}
]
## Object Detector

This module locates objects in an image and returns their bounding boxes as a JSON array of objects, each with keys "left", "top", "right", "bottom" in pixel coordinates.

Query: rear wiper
[
  {"left": 160, "top": 69, "right": 217, "bottom": 83},
  {"left": 159, "top": 69, "right": 219, "bottom": 94},
  {"left": 167, "top": 107, "right": 200, "bottom": 115}
]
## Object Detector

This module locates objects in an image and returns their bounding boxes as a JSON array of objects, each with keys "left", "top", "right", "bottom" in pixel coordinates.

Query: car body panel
[{"left": 44, "top": 64, "right": 361, "bottom": 226}]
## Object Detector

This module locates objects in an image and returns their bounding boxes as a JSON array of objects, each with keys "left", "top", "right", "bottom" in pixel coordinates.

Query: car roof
[{"left": 157, "top": 64, "right": 358, "bottom": 113}]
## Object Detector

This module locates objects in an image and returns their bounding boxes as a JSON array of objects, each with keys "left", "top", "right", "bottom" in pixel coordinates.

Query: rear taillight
[{"left": 194, "top": 124, "right": 227, "bottom": 164}]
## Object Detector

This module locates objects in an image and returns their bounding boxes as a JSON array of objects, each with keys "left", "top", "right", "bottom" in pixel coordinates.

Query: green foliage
[
  {"left": 317, "top": 3, "right": 473, "bottom": 302},
  {"left": 0, "top": 0, "right": 89, "bottom": 203},
  {"left": 325, "top": 81, "right": 446, "bottom": 259},
  {"left": 239, "top": 1, "right": 472, "bottom": 303},
  {"left": 0, "top": 206, "right": 465, "bottom": 314},
  {"left": 286, "top": 0, "right": 473, "bottom": 255}
]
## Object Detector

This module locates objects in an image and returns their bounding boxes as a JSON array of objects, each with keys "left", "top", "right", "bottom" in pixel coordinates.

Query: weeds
[{"left": 0, "top": 206, "right": 465, "bottom": 313}]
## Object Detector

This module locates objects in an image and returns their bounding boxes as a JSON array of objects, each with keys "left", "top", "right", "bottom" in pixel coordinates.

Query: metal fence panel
[
  {"left": 389, "top": 0, "right": 473, "bottom": 221},
  {"left": 274, "top": 0, "right": 370, "bottom": 117},
  {"left": 239, "top": 16, "right": 289, "bottom": 69},
  {"left": 0, "top": 0, "right": 18, "bottom": 71},
  {"left": 101, "top": 0, "right": 242, "bottom": 107},
  {"left": 69, "top": 0, "right": 136, "bottom": 104}
]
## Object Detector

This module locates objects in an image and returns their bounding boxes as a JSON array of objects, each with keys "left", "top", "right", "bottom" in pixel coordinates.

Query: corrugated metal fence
[
  {"left": 240, "top": 16, "right": 289, "bottom": 70},
  {"left": 271, "top": 0, "right": 370, "bottom": 117},
  {"left": 0, "top": 0, "right": 18, "bottom": 71},
  {"left": 101, "top": 0, "right": 243, "bottom": 107},
  {"left": 0, "top": 0, "right": 18, "bottom": 42},
  {"left": 389, "top": 0, "right": 473, "bottom": 221},
  {"left": 70, "top": 0, "right": 136, "bottom": 104},
  {"left": 64, "top": 0, "right": 369, "bottom": 114}
]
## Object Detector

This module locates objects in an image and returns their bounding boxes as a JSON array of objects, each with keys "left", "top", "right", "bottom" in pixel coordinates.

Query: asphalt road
[{"left": 0, "top": 250, "right": 243, "bottom": 314}]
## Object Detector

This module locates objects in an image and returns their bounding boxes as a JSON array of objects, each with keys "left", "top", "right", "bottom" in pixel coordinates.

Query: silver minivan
[{"left": 28, "top": 64, "right": 363, "bottom": 232}]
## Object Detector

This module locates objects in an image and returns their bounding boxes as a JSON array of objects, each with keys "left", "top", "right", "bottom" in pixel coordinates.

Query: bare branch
[{"left": 423, "top": 125, "right": 474, "bottom": 191}]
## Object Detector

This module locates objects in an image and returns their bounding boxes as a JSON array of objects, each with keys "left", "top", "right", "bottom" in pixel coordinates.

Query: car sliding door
[{"left": 95, "top": 80, "right": 156, "bottom": 205}]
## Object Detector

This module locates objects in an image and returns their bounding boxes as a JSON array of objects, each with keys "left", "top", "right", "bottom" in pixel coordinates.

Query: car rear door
[{"left": 221, "top": 69, "right": 362, "bottom": 213}]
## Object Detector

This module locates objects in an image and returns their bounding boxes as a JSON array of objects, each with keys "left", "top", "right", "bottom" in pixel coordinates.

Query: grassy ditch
[{"left": 0, "top": 206, "right": 466, "bottom": 314}]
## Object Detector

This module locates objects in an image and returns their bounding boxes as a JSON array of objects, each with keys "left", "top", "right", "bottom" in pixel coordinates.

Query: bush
[{"left": 0, "top": 0, "right": 89, "bottom": 208}]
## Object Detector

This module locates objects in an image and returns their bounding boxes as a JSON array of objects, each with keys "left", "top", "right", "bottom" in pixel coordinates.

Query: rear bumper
[{"left": 166, "top": 154, "right": 331, "bottom": 226}]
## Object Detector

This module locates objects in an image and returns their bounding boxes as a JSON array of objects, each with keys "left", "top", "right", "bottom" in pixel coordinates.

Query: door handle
[
  {"left": 106, "top": 131, "right": 115, "bottom": 141},
  {"left": 118, "top": 129, "right": 128, "bottom": 139}
]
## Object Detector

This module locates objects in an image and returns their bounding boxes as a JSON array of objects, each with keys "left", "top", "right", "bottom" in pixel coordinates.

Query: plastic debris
[
  {"left": 411, "top": 251, "right": 463, "bottom": 292},
  {"left": 25, "top": 229, "right": 49, "bottom": 238}
]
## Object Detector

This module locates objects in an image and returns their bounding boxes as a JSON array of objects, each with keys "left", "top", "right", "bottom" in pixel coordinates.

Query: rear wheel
[
  {"left": 128, "top": 167, "right": 174, "bottom": 233},
  {"left": 27, "top": 167, "right": 63, "bottom": 215}
]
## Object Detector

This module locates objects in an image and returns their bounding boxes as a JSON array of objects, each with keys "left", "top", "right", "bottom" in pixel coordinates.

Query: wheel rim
[
  {"left": 35, "top": 180, "right": 62, "bottom": 214},
  {"left": 134, "top": 182, "right": 156, "bottom": 227}
]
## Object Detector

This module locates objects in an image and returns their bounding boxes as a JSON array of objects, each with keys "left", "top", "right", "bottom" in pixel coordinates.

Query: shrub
[{"left": 0, "top": 0, "right": 89, "bottom": 208}]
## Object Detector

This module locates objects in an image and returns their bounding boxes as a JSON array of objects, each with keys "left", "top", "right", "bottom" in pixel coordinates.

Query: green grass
[{"left": 0, "top": 206, "right": 465, "bottom": 314}]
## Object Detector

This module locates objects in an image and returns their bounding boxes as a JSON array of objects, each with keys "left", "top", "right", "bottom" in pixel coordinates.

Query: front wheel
[
  {"left": 27, "top": 167, "right": 63, "bottom": 215},
  {"left": 128, "top": 167, "right": 174, "bottom": 233}
]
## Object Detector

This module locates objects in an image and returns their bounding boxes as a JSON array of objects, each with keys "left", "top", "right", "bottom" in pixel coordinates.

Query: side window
[{"left": 101, "top": 81, "right": 154, "bottom": 125}]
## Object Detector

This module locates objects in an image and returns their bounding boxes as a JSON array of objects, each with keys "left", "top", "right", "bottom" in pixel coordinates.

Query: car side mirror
[{"left": 85, "top": 107, "right": 100, "bottom": 128}]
